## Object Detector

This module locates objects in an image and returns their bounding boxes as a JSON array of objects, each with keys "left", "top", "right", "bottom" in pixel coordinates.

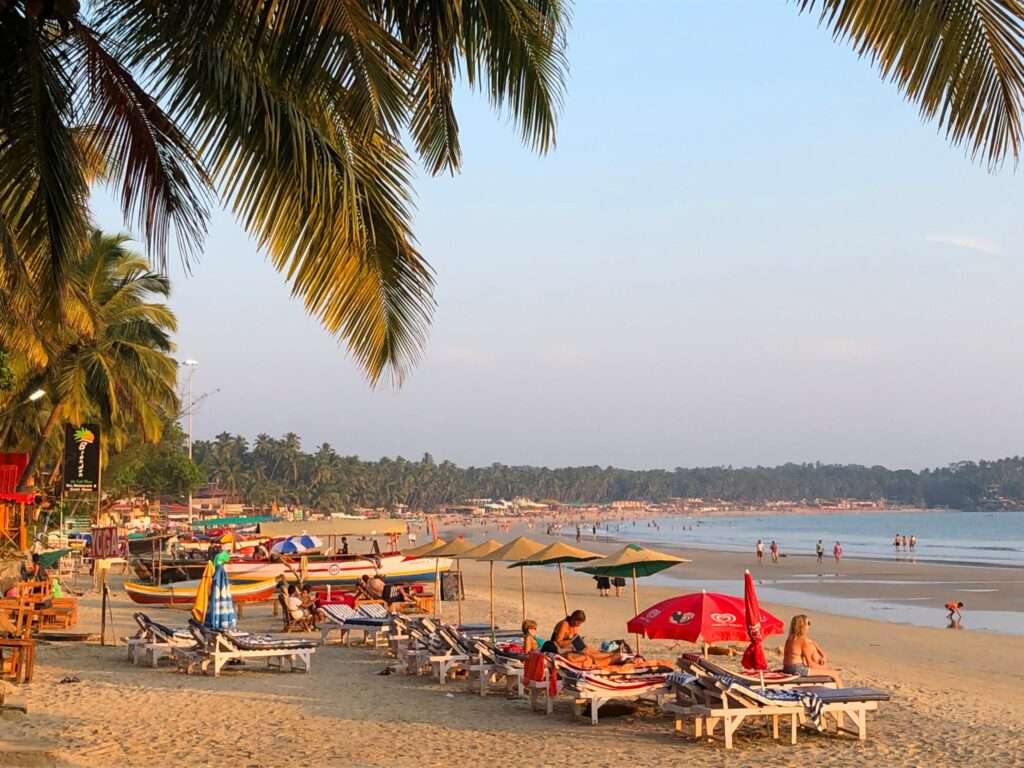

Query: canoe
[{"left": 125, "top": 577, "right": 277, "bottom": 606}]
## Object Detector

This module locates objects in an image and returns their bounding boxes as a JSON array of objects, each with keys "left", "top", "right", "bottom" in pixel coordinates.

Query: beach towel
[
  {"left": 524, "top": 652, "right": 558, "bottom": 697},
  {"left": 190, "top": 562, "right": 215, "bottom": 624},
  {"left": 727, "top": 678, "right": 825, "bottom": 730}
]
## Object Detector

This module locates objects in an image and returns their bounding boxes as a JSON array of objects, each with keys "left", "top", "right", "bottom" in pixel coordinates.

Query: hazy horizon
[{"left": 89, "top": 3, "right": 1024, "bottom": 472}]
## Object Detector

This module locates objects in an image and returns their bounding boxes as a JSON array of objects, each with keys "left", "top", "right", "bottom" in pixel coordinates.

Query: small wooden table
[{"left": 0, "top": 638, "right": 36, "bottom": 684}]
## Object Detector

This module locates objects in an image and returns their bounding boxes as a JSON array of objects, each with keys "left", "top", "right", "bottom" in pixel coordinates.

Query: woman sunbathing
[{"left": 783, "top": 614, "right": 843, "bottom": 685}]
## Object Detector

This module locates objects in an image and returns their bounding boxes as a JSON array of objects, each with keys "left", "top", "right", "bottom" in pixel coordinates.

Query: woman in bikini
[{"left": 783, "top": 614, "right": 843, "bottom": 686}]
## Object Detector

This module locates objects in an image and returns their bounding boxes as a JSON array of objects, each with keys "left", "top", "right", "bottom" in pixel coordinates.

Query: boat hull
[
  {"left": 125, "top": 577, "right": 277, "bottom": 606},
  {"left": 226, "top": 553, "right": 450, "bottom": 587}
]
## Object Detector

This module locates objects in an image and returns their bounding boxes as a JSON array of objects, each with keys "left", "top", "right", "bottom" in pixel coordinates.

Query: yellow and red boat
[{"left": 125, "top": 577, "right": 277, "bottom": 607}]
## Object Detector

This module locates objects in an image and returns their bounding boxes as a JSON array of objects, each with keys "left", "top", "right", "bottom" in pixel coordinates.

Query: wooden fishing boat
[
  {"left": 130, "top": 555, "right": 210, "bottom": 584},
  {"left": 131, "top": 551, "right": 449, "bottom": 587},
  {"left": 225, "top": 552, "right": 451, "bottom": 587},
  {"left": 125, "top": 577, "right": 277, "bottom": 606}
]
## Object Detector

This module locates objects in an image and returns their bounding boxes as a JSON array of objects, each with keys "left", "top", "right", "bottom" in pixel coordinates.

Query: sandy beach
[{"left": 4, "top": 526, "right": 1024, "bottom": 768}]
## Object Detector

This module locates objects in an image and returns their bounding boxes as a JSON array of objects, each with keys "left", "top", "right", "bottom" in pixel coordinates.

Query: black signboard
[{"left": 63, "top": 423, "right": 100, "bottom": 493}]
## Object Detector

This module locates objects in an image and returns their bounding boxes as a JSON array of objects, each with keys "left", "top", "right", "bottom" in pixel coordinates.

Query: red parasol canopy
[
  {"left": 741, "top": 570, "right": 769, "bottom": 671},
  {"left": 627, "top": 590, "right": 783, "bottom": 645}
]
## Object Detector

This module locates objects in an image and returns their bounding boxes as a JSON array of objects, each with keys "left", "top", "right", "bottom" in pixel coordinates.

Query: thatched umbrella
[
  {"left": 462, "top": 539, "right": 503, "bottom": 634},
  {"left": 403, "top": 537, "right": 448, "bottom": 615},
  {"left": 510, "top": 541, "right": 599, "bottom": 615},
  {"left": 430, "top": 537, "right": 479, "bottom": 625},
  {"left": 575, "top": 544, "right": 690, "bottom": 651},
  {"left": 475, "top": 536, "right": 544, "bottom": 622}
]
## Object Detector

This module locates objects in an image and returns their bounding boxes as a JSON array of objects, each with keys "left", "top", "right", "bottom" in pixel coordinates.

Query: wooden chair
[
  {"left": 277, "top": 592, "right": 314, "bottom": 633},
  {"left": 0, "top": 598, "right": 37, "bottom": 685}
]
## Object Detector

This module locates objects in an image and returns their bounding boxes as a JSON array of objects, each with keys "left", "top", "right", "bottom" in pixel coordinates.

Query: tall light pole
[{"left": 183, "top": 359, "right": 199, "bottom": 525}]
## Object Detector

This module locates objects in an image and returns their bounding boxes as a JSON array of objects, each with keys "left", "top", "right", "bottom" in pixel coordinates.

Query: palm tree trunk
[{"left": 17, "top": 401, "right": 63, "bottom": 492}]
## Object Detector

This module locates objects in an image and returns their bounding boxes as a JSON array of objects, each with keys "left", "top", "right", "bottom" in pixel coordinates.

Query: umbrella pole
[
  {"left": 456, "top": 558, "right": 463, "bottom": 627},
  {"left": 558, "top": 563, "right": 568, "bottom": 616},
  {"left": 489, "top": 562, "right": 495, "bottom": 639},
  {"left": 434, "top": 557, "right": 441, "bottom": 620},
  {"left": 520, "top": 568, "right": 526, "bottom": 621},
  {"left": 632, "top": 566, "right": 640, "bottom": 654}
]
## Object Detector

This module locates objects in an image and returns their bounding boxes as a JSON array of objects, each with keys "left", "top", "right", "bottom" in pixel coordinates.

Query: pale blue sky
[{"left": 90, "top": 2, "right": 1024, "bottom": 470}]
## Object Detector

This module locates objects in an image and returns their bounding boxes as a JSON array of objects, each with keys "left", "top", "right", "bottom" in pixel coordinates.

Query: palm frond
[
  {"left": 71, "top": 20, "right": 211, "bottom": 267},
  {"left": 0, "top": 12, "right": 90, "bottom": 285},
  {"left": 797, "top": 0, "right": 1024, "bottom": 168}
]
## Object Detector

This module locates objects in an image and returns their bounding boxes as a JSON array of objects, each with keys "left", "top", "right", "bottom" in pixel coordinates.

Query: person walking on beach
[
  {"left": 833, "top": 541, "right": 843, "bottom": 562},
  {"left": 815, "top": 540, "right": 824, "bottom": 564},
  {"left": 770, "top": 540, "right": 779, "bottom": 563},
  {"left": 893, "top": 533, "right": 901, "bottom": 552},
  {"left": 756, "top": 539, "right": 764, "bottom": 564},
  {"left": 902, "top": 534, "right": 909, "bottom": 552},
  {"left": 910, "top": 534, "right": 917, "bottom": 551}
]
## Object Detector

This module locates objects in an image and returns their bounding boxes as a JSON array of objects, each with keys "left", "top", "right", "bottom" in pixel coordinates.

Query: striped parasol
[{"left": 203, "top": 563, "right": 237, "bottom": 631}]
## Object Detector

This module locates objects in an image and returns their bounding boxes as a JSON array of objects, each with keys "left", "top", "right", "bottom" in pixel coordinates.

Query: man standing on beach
[
  {"left": 816, "top": 540, "right": 824, "bottom": 564},
  {"left": 756, "top": 539, "right": 764, "bottom": 564},
  {"left": 770, "top": 540, "right": 779, "bottom": 563}
]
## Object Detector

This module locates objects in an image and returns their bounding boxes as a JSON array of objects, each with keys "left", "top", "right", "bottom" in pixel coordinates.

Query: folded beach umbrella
[
  {"left": 271, "top": 535, "right": 322, "bottom": 555},
  {"left": 741, "top": 570, "right": 768, "bottom": 684},
  {"left": 577, "top": 544, "right": 690, "bottom": 651},
  {"left": 511, "top": 541, "right": 599, "bottom": 616},
  {"left": 430, "top": 537, "right": 479, "bottom": 625},
  {"left": 204, "top": 563, "right": 237, "bottom": 631},
  {"left": 476, "top": 537, "right": 545, "bottom": 622},
  {"left": 190, "top": 561, "right": 215, "bottom": 624},
  {"left": 626, "top": 590, "right": 783, "bottom": 654},
  {"left": 462, "top": 539, "right": 505, "bottom": 634}
]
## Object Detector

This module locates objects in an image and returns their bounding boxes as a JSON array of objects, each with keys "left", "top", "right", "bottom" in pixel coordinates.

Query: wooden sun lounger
[
  {"left": 125, "top": 613, "right": 195, "bottom": 667},
  {"left": 188, "top": 621, "right": 318, "bottom": 677},
  {"left": 319, "top": 604, "right": 391, "bottom": 647},
  {"left": 668, "top": 673, "right": 888, "bottom": 749},
  {"left": 554, "top": 657, "right": 671, "bottom": 725}
]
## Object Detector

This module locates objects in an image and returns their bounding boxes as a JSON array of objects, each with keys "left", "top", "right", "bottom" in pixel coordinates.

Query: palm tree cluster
[
  {"left": 0, "top": 231, "right": 180, "bottom": 491},
  {"left": 192, "top": 433, "right": 1024, "bottom": 511}
]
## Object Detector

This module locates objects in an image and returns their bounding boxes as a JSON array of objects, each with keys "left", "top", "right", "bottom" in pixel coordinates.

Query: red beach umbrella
[
  {"left": 740, "top": 570, "right": 769, "bottom": 673},
  {"left": 627, "top": 590, "right": 783, "bottom": 651}
]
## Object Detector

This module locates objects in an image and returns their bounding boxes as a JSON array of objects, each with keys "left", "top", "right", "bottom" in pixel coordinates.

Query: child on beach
[
  {"left": 945, "top": 600, "right": 964, "bottom": 621},
  {"left": 522, "top": 619, "right": 539, "bottom": 654}
]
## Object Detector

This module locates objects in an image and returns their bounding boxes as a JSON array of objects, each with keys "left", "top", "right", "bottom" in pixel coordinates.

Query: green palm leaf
[{"left": 798, "top": 0, "right": 1024, "bottom": 168}]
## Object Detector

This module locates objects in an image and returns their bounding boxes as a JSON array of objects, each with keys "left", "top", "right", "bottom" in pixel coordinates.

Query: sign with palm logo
[{"left": 63, "top": 424, "right": 100, "bottom": 493}]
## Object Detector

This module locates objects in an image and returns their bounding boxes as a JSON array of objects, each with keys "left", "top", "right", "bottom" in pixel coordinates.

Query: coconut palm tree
[
  {"left": 0, "top": 0, "right": 569, "bottom": 384},
  {"left": 4, "top": 2, "right": 1023, "bottom": 385},
  {"left": 4, "top": 230, "right": 179, "bottom": 490}
]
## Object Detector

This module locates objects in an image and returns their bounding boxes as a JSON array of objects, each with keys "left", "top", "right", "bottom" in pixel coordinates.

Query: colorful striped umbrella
[{"left": 203, "top": 563, "right": 237, "bottom": 631}]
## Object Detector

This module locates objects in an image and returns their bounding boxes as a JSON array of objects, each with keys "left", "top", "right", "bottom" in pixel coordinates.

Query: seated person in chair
[
  {"left": 286, "top": 585, "right": 310, "bottom": 625},
  {"left": 544, "top": 610, "right": 622, "bottom": 668}
]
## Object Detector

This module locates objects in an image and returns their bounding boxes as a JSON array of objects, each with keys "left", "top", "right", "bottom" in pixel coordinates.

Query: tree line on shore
[{"left": 179, "top": 432, "right": 1024, "bottom": 512}]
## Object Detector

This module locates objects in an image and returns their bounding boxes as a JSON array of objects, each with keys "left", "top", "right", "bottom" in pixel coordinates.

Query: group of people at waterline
[
  {"left": 755, "top": 538, "right": 843, "bottom": 564},
  {"left": 754, "top": 532, "right": 921, "bottom": 565}
]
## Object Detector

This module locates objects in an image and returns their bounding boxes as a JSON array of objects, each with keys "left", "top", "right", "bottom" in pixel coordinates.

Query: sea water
[{"left": 599, "top": 510, "right": 1024, "bottom": 567}]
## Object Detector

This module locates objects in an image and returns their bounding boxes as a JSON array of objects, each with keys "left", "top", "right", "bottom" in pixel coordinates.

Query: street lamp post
[{"left": 183, "top": 360, "right": 199, "bottom": 525}]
